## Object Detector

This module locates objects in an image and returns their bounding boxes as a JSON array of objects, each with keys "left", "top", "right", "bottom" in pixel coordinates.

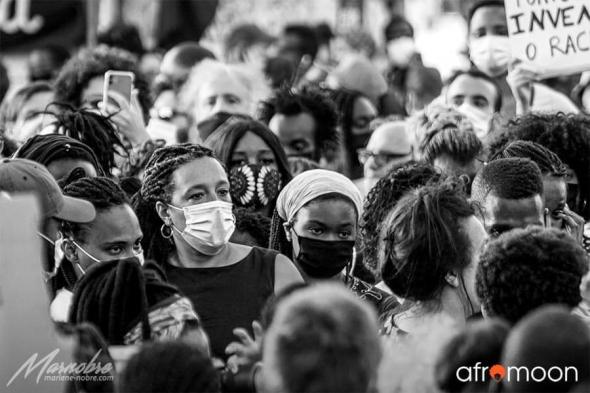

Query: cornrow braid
[
  {"left": 490, "top": 140, "right": 567, "bottom": 177},
  {"left": 52, "top": 177, "right": 130, "bottom": 295},
  {"left": 133, "top": 143, "right": 219, "bottom": 265},
  {"left": 47, "top": 103, "right": 128, "bottom": 175}
]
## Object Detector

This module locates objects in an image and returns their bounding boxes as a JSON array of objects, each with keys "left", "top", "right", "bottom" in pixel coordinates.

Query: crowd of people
[{"left": 1, "top": 0, "right": 590, "bottom": 392}]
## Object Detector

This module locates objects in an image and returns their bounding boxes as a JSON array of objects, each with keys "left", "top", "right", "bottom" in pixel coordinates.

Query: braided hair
[
  {"left": 329, "top": 88, "right": 366, "bottom": 179},
  {"left": 52, "top": 177, "right": 130, "bottom": 294},
  {"left": 490, "top": 140, "right": 567, "bottom": 178},
  {"left": 118, "top": 341, "right": 220, "bottom": 393},
  {"left": 360, "top": 162, "right": 444, "bottom": 275},
  {"left": 47, "top": 103, "right": 127, "bottom": 175},
  {"left": 69, "top": 258, "right": 151, "bottom": 345},
  {"left": 488, "top": 113, "right": 590, "bottom": 218},
  {"left": 133, "top": 144, "right": 219, "bottom": 264},
  {"left": 14, "top": 134, "right": 105, "bottom": 177},
  {"left": 418, "top": 105, "right": 483, "bottom": 165}
]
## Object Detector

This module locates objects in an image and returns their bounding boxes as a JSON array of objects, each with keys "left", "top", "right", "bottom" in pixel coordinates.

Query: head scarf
[{"left": 275, "top": 169, "right": 363, "bottom": 223}]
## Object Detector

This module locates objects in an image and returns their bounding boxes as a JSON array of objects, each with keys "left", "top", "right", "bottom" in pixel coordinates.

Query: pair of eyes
[
  {"left": 451, "top": 97, "right": 489, "bottom": 109},
  {"left": 306, "top": 226, "right": 353, "bottom": 239},
  {"left": 105, "top": 241, "right": 143, "bottom": 256},
  {"left": 470, "top": 27, "right": 509, "bottom": 38},
  {"left": 230, "top": 157, "right": 275, "bottom": 167},
  {"left": 204, "top": 95, "right": 241, "bottom": 107},
  {"left": 187, "top": 189, "right": 230, "bottom": 202}
]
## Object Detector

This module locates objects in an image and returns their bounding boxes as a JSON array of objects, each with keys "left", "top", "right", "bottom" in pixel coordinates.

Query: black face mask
[{"left": 293, "top": 233, "right": 355, "bottom": 279}]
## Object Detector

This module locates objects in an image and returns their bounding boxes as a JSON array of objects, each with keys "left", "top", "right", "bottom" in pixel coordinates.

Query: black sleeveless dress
[{"left": 164, "top": 246, "right": 276, "bottom": 359}]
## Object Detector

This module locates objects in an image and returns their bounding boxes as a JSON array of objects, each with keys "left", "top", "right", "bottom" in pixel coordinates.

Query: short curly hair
[
  {"left": 233, "top": 207, "right": 271, "bottom": 248},
  {"left": 258, "top": 86, "right": 339, "bottom": 162},
  {"left": 53, "top": 45, "right": 151, "bottom": 122},
  {"left": 476, "top": 227, "right": 588, "bottom": 324},
  {"left": 488, "top": 113, "right": 590, "bottom": 218},
  {"left": 360, "top": 161, "right": 444, "bottom": 274},
  {"left": 379, "top": 179, "right": 475, "bottom": 302}
]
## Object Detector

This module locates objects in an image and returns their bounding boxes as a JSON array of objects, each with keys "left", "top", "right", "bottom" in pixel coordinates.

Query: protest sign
[{"left": 505, "top": 0, "right": 590, "bottom": 78}]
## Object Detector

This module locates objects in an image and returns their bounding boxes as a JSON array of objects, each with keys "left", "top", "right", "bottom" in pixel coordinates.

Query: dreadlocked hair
[
  {"left": 47, "top": 103, "right": 127, "bottom": 175},
  {"left": 69, "top": 259, "right": 151, "bottom": 345},
  {"left": 488, "top": 112, "right": 590, "bottom": 218},
  {"left": 51, "top": 176, "right": 130, "bottom": 294},
  {"left": 490, "top": 140, "right": 567, "bottom": 177},
  {"left": 134, "top": 143, "right": 219, "bottom": 265},
  {"left": 360, "top": 161, "right": 444, "bottom": 275},
  {"left": 257, "top": 85, "right": 339, "bottom": 161},
  {"left": 329, "top": 88, "right": 366, "bottom": 179}
]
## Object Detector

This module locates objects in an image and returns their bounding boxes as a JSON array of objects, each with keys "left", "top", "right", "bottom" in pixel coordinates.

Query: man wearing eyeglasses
[{"left": 355, "top": 120, "right": 414, "bottom": 197}]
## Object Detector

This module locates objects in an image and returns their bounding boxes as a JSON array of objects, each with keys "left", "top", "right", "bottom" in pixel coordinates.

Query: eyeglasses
[{"left": 357, "top": 149, "right": 411, "bottom": 166}]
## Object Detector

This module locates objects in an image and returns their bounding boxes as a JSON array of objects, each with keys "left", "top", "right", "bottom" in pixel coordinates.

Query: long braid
[
  {"left": 268, "top": 208, "right": 292, "bottom": 257},
  {"left": 134, "top": 143, "right": 217, "bottom": 265},
  {"left": 490, "top": 140, "right": 567, "bottom": 177},
  {"left": 47, "top": 103, "right": 128, "bottom": 175}
]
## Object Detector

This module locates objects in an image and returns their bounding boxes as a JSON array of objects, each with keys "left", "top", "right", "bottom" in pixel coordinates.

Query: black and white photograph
[{"left": 0, "top": 0, "right": 589, "bottom": 392}]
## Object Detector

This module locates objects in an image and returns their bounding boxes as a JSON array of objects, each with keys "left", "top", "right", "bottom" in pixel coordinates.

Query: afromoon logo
[{"left": 456, "top": 362, "right": 578, "bottom": 384}]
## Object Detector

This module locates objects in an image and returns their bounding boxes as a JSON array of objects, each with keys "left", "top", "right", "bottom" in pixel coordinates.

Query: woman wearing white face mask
[
  {"left": 134, "top": 143, "right": 303, "bottom": 361},
  {"left": 468, "top": 1, "right": 578, "bottom": 118}
]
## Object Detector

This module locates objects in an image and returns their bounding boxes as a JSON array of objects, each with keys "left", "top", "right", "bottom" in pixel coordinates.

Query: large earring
[{"left": 161, "top": 222, "right": 173, "bottom": 239}]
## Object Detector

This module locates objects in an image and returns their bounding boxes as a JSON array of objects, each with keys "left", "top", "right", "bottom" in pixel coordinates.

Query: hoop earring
[{"left": 160, "top": 224, "right": 173, "bottom": 239}]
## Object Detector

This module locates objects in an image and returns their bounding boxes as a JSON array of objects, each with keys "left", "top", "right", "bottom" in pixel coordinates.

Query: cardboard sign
[{"left": 505, "top": 0, "right": 590, "bottom": 77}]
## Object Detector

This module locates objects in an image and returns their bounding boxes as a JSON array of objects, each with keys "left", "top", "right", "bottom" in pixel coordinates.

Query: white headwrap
[{"left": 275, "top": 169, "right": 363, "bottom": 223}]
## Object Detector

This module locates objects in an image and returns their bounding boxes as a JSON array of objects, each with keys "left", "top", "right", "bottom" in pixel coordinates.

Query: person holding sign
[{"left": 468, "top": 0, "right": 578, "bottom": 118}]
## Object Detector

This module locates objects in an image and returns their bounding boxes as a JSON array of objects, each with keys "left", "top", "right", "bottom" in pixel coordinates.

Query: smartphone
[{"left": 102, "top": 70, "right": 135, "bottom": 108}]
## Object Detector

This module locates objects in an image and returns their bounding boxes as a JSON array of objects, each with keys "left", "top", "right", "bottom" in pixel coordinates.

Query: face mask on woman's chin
[{"left": 469, "top": 35, "right": 511, "bottom": 78}]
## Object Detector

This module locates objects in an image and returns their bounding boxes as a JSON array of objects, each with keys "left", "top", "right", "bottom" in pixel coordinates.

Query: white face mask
[
  {"left": 38, "top": 231, "right": 65, "bottom": 281},
  {"left": 469, "top": 35, "right": 511, "bottom": 77},
  {"left": 387, "top": 37, "right": 416, "bottom": 66},
  {"left": 457, "top": 104, "right": 493, "bottom": 139},
  {"left": 169, "top": 200, "right": 235, "bottom": 256}
]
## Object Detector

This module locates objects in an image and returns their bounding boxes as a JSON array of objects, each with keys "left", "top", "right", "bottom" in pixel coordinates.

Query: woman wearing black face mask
[
  {"left": 269, "top": 169, "right": 396, "bottom": 316},
  {"left": 205, "top": 119, "right": 292, "bottom": 217}
]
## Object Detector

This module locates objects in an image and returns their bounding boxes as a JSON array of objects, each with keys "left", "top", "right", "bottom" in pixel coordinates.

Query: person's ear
[
  {"left": 445, "top": 271, "right": 460, "bottom": 288},
  {"left": 62, "top": 239, "right": 78, "bottom": 263},
  {"left": 283, "top": 222, "right": 292, "bottom": 242},
  {"left": 156, "top": 201, "right": 172, "bottom": 224}
]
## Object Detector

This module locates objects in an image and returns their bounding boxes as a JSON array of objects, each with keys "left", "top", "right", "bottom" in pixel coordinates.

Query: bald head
[
  {"left": 502, "top": 305, "right": 590, "bottom": 393},
  {"left": 364, "top": 121, "right": 414, "bottom": 180}
]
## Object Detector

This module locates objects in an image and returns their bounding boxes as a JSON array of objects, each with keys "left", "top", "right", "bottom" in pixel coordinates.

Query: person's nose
[{"left": 366, "top": 155, "right": 379, "bottom": 171}]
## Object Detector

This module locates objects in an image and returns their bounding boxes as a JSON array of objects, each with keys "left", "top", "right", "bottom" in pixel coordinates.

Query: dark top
[{"left": 164, "top": 247, "right": 277, "bottom": 360}]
